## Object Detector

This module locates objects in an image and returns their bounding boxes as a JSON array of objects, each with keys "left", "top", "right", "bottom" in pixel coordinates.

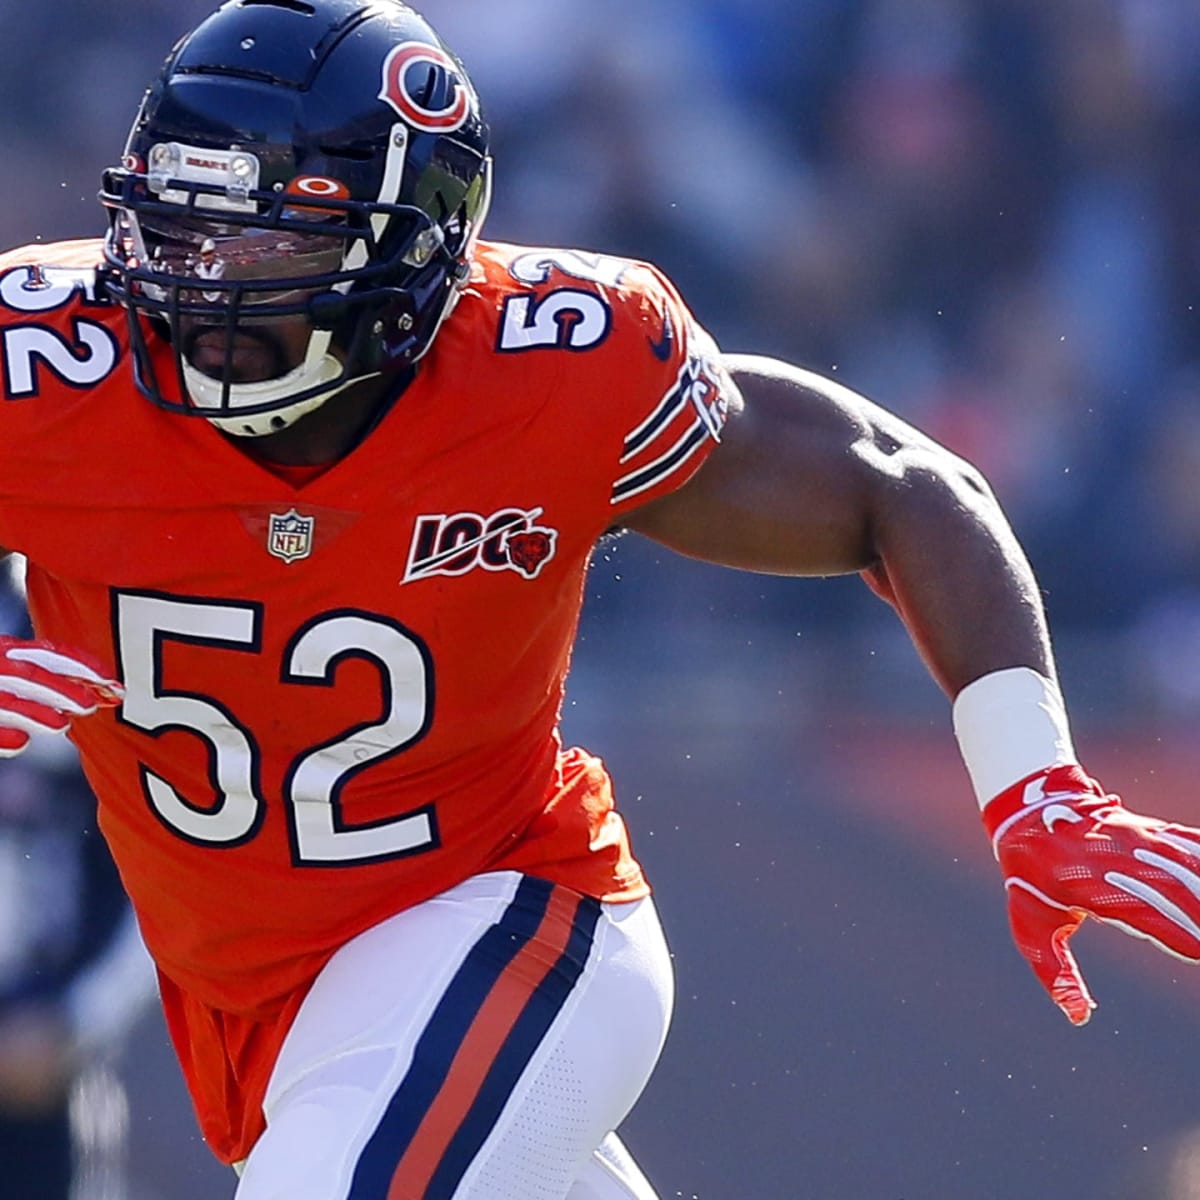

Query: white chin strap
[{"left": 182, "top": 329, "right": 350, "bottom": 438}]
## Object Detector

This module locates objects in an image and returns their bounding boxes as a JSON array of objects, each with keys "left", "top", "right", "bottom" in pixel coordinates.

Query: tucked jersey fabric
[{"left": 0, "top": 236, "right": 733, "bottom": 1162}]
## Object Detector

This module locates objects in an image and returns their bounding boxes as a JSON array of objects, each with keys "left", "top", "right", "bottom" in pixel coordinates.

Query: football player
[{"left": 0, "top": 2, "right": 1198, "bottom": 1198}]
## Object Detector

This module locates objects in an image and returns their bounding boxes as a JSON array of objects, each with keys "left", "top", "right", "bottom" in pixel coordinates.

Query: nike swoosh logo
[
  {"left": 648, "top": 309, "right": 673, "bottom": 362},
  {"left": 1041, "top": 803, "right": 1085, "bottom": 833}
]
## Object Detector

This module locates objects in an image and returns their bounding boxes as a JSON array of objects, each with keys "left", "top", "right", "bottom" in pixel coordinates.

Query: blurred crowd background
[
  {"left": 7, "top": 0, "right": 1200, "bottom": 712},
  {"left": 5, "top": 1, "right": 1200, "bottom": 1198}
]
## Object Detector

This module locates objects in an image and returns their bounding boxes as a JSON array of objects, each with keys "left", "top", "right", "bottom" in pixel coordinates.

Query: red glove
[
  {"left": 984, "top": 763, "right": 1200, "bottom": 1025},
  {"left": 0, "top": 636, "right": 123, "bottom": 757}
]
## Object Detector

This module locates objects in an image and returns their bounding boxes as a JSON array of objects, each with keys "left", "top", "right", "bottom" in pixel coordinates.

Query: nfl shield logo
[{"left": 267, "top": 509, "right": 315, "bottom": 564}]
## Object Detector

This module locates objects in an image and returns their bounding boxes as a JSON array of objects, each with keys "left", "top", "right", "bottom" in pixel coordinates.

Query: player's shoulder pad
[
  {"left": 0, "top": 238, "right": 111, "bottom": 322},
  {"left": 471, "top": 239, "right": 695, "bottom": 363},
  {"left": 0, "top": 238, "right": 124, "bottom": 407},
  {"left": 474, "top": 240, "right": 645, "bottom": 292}
]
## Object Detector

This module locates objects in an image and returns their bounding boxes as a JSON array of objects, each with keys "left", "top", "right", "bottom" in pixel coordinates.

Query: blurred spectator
[{"left": 0, "top": 561, "right": 155, "bottom": 1200}]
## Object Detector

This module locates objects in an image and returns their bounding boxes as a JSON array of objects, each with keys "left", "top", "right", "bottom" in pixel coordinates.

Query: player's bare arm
[
  {"left": 627, "top": 351, "right": 1200, "bottom": 1026},
  {"left": 624, "top": 352, "right": 1053, "bottom": 698}
]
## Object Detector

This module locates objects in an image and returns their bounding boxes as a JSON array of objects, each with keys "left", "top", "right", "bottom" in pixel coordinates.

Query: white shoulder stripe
[
  {"left": 611, "top": 418, "right": 710, "bottom": 505},
  {"left": 621, "top": 366, "right": 689, "bottom": 463}
]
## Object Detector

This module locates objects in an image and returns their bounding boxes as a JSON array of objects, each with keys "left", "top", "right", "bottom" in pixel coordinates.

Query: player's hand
[
  {"left": 983, "top": 763, "right": 1200, "bottom": 1025},
  {"left": 0, "top": 636, "right": 123, "bottom": 757}
]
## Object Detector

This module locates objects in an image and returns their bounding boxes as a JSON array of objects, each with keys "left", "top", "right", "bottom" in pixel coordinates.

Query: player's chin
[{"left": 182, "top": 325, "right": 294, "bottom": 384}]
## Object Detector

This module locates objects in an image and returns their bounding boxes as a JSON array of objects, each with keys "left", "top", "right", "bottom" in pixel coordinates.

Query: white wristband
[{"left": 952, "top": 666, "right": 1076, "bottom": 808}]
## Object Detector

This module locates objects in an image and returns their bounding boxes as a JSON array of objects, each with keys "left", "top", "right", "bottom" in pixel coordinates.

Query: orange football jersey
[{"left": 0, "top": 236, "right": 733, "bottom": 1161}]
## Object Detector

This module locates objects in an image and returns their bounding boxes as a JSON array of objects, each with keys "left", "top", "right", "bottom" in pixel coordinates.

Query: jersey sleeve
[
  {"left": 469, "top": 242, "right": 738, "bottom": 538},
  {"left": 600, "top": 261, "right": 737, "bottom": 522}
]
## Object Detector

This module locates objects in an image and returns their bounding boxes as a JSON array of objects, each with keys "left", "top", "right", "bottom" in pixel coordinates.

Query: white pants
[{"left": 234, "top": 872, "right": 673, "bottom": 1200}]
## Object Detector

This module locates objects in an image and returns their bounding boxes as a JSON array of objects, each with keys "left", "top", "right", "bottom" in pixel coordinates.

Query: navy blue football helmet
[{"left": 100, "top": 0, "right": 491, "bottom": 436}]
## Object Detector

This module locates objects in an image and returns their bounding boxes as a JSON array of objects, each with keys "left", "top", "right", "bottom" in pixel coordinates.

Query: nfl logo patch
[{"left": 267, "top": 509, "right": 315, "bottom": 564}]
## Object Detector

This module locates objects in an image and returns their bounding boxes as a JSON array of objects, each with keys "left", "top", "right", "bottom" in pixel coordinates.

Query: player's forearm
[{"left": 861, "top": 447, "right": 1056, "bottom": 699}]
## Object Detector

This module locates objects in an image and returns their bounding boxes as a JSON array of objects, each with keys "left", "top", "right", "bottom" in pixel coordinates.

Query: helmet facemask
[
  {"left": 97, "top": 0, "right": 493, "bottom": 438},
  {"left": 101, "top": 127, "right": 490, "bottom": 437}
]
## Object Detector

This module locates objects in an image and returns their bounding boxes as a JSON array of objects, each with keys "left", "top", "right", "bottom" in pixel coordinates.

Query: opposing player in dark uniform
[{"left": 1, "top": 3, "right": 1199, "bottom": 1197}]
